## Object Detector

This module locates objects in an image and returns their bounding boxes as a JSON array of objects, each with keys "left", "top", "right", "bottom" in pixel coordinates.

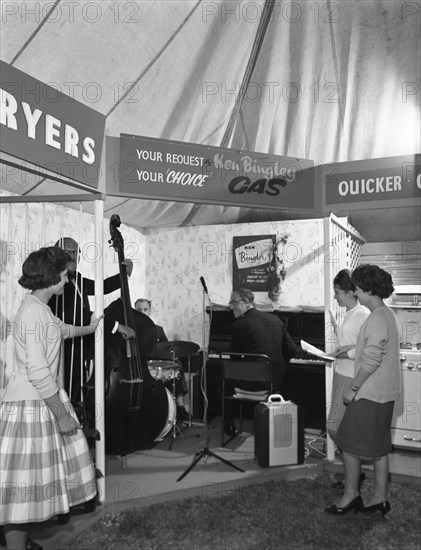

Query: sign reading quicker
[
  {"left": 118, "top": 134, "right": 315, "bottom": 210},
  {"left": 0, "top": 61, "right": 105, "bottom": 188},
  {"left": 324, "top": 154, "right": 420, "bottom": 210}
]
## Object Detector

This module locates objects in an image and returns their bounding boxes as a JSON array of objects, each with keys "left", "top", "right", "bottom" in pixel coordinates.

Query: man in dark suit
[
  {"left": 134, "top": 298, "right": 189, "bottom": 421},
  {"left": 229, "top": 288, "right": 297, "bottom": 391},
  {"left": 134, "top": 299, "right": 168, "bottom": 343},
  {"left": 225, "top": 288, "right": 297, "bottom": 434},
  {"left": 49, "top": 237, "right": 135, "bottom": 402}
]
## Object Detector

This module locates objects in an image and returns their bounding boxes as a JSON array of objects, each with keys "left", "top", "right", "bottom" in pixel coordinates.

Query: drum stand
[
  {"left": 176, "top": 289, "right": 244, "bottom": 482},
  {"left": 183, "top": 355, "right": 203, "bottom": 429},
  {"left": 167, "top": 347, "right": 186, "bottom": 451}
]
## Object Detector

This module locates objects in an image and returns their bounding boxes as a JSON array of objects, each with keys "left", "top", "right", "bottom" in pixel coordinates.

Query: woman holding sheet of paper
[{"left": 327, "top": 270, "right": 369, "bottom": 442}]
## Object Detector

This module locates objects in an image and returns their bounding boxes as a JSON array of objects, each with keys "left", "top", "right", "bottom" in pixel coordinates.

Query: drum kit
[{"left": 148, "top": 340, "right": 200, "bottom": 448}]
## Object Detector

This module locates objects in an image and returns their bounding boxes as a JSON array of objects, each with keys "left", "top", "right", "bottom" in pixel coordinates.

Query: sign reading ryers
[
  {"left": 0, "top": 61, "right": 105, "bottom": 188},
  {"left": 119, "top": 134, "right": 315, "bottom": 210}
]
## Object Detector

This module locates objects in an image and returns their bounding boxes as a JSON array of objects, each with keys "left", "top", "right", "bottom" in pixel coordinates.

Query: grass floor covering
[{"left": 66, "top": 473, "right": 420, "bottom": 550}]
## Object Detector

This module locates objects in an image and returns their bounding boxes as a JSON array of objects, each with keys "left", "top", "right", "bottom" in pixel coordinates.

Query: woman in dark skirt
[
  {"left": 0, "top": 247, "right": 103, "bottom": 549},
  {"left": 325, "top": 264, "right": 400, "bottom": 517}
]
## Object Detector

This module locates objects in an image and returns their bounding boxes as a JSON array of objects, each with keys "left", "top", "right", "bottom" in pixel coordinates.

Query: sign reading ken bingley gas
[{"left": 119, "top": 134, "right": 315, "bottom": 210}]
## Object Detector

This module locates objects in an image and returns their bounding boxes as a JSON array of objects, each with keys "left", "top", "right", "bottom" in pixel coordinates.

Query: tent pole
[
  {"left": 220, "top": 0, "right": 276, "bottom": 148},
  {"left": 323, "top": 216, "right": 335, "bottom": 462},
  {"left": 94, "top": 198, "right": 105, "bottom": 502}
]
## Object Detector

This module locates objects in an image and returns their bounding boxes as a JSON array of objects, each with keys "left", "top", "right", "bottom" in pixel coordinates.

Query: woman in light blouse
[{"left": 327, "top": 269, "right": 370, "bottom": 441}]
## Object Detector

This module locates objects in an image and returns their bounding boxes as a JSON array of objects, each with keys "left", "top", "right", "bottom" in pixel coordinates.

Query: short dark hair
[
  {"left": 234, "top": 288, "right": 255, "bottom": 304},
  {"left": 135, "top": 298, "right": 151, "bottom": 308},
  {"left": 333, "top": 269, "right": 355, "bottom": 292},
  {"left": 351, "top": 264, "right": 394, "bottom": 299},
  {"left": 55, "top": 237, "right": 79, "bottom": 252},
  {"left": 19, "top": 247, "right": 71, "bottom": 290}
]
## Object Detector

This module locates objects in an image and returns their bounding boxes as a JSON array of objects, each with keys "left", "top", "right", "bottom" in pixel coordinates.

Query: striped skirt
[{"left": 0, "top": 389, "right": 97, "bottom": 524}]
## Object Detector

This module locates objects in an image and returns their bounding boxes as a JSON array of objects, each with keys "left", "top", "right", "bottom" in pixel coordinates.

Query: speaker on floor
[{"left": 254, "top": 394, "right": 304, "bottom": 467}]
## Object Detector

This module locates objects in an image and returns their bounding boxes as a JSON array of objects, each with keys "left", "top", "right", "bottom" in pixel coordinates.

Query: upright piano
[{"left": 206, "top": 308, "right": 327, "bottom": 430}]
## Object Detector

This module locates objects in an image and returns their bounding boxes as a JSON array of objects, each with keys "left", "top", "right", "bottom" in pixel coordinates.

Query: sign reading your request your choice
[{"left": 119, "top": 134, "right": 315, "bottom": 211}]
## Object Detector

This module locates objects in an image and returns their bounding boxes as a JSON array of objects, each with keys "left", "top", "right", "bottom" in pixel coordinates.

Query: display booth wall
[
  {"left": 0, "top": 192, "right": 146, "bottom": 387},
  {"left": 0, "top": 194, "right": 364, "bottom": 466},
  {"left": 1, "top": 201, "right": 359, "bottom": 373},
  {"left": 144, "top": 218, "right": 327, "bottom": 346}
]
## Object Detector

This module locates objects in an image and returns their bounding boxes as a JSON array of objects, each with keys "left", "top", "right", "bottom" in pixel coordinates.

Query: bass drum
[{"left": 154, "top": 388, "right": 176, "bottom": 442}]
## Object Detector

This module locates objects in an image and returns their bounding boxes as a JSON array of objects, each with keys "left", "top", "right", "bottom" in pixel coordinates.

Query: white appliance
[{"left": 390, "top": 285, "right": 421, "bottom": 451}]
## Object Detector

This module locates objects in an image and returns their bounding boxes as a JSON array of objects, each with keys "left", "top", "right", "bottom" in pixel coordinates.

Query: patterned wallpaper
[
  {"left": 143, "top": 219, "right": 325, "bottom": 347},
  {"left": 0, "top": 194, "right": 146, "bottom": 388},
  {"left": 1, "top": 195, "right": 327, "bottom": 387}
]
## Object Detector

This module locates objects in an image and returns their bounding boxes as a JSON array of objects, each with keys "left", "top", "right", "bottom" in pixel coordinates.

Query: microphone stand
[{"left": 176, "top": 287, "right": 244, "bottom": 482}]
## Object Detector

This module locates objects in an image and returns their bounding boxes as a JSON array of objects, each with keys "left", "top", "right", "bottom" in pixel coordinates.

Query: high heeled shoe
[
  {"left": 361, "top": 501, "right": 391, "bottom": 517},
  {"left": 325, "top": 495, "right": 363, "bottom": 515}
]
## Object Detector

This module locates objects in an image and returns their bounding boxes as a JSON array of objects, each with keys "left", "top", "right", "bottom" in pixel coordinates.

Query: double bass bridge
[
  {"left": 119, "top": 378, "right": 143, "bottom": 385},
  {"left": 128, "top": 405, "right": 142, "bottom": 418}
]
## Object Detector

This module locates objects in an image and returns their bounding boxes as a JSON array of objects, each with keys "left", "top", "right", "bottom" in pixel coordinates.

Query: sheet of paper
[
  {"left": 300, "top": 340, "right": 335, "bottom": 362},
  {"left": 233, "top": 388, "right": 269, "bottom": 401}
]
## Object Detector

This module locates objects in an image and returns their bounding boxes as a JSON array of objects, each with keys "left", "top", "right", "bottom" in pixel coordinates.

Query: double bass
[{"left": 104, "top": 214, "right": 169, "bottom": 456}]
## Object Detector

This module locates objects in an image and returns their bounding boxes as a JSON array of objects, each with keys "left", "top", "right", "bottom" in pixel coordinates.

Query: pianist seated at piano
[{"left": 225, "top": 288, "right": 298, "bottom": 434}]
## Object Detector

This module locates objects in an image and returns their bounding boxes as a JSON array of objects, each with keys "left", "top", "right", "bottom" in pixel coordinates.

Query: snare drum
[
  {"left": 148, "top": 360, "right": 180, "bottom": 382},
  {"left": 154, "top": 388, "right": 176, "bottom": 441}
]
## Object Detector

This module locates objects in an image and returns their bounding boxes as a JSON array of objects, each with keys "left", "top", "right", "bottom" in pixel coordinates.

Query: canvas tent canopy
[
  {"left": 0, "top": 0, "right": 420, "bottom": 240},
  {"left": 1, "top": 0, "right": 420, "bottom": 500}
]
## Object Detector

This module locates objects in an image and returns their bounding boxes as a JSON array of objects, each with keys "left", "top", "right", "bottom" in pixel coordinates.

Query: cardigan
[
  {"left": 335, "top": 304, "right": 369, "bottom": 377},
  {"left": 3, "top": 295, "right": 75, "bottom": 401},
  {"left": 354, "top": 305, "right": 400, "bottom": 403}
]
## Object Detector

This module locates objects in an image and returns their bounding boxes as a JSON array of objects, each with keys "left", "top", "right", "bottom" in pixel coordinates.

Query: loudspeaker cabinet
[{"left": 254, "top": 394, "right": 305, "bottom": 467}]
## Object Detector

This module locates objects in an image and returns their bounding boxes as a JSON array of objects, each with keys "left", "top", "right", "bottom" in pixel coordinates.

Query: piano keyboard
[{"left": 209, "top": 353, "right": 326, "bottom": 365}]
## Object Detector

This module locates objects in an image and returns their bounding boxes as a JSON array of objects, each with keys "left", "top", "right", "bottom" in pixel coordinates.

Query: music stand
[{"left": 176, "top": 287, "right": 244, "bottom": 482}]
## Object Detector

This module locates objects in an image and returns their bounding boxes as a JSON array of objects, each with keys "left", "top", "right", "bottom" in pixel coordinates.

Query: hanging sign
[
  {"left": 115, "top": 134, "right": 315, "bottom": 211},
  {"left": 0, "top": 61, "right": 106, "bottom": 188},
  {"left": 323, "top": 154, "right": 421, "bottom": 211},
  {"left": 232, "top": 235, "right": 275, "bottom": 291}
]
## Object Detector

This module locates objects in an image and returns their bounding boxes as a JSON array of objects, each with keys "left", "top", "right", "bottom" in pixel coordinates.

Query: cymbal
[{"left": 151, "top": 340, "right": 200, "bottom": 360}]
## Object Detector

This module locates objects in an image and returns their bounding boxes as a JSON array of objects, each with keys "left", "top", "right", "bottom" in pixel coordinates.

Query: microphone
[{"left": 200, "top": 276, "right": 209, "bottom": 295}]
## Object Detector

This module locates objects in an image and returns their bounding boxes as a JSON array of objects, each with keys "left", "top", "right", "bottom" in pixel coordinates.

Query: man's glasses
[{"left": 229, "top": 299, "right": 243, "bottom": 305}]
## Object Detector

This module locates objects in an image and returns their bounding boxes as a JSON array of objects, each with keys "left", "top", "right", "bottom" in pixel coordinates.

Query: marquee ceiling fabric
[{"left": 0, "top": 0, "right": 420, "bottom": 241}]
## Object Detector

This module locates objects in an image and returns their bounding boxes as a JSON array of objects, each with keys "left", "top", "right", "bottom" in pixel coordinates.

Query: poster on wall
[{"left": 233, "top": 235, "right": 275, "bottom": 291}]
